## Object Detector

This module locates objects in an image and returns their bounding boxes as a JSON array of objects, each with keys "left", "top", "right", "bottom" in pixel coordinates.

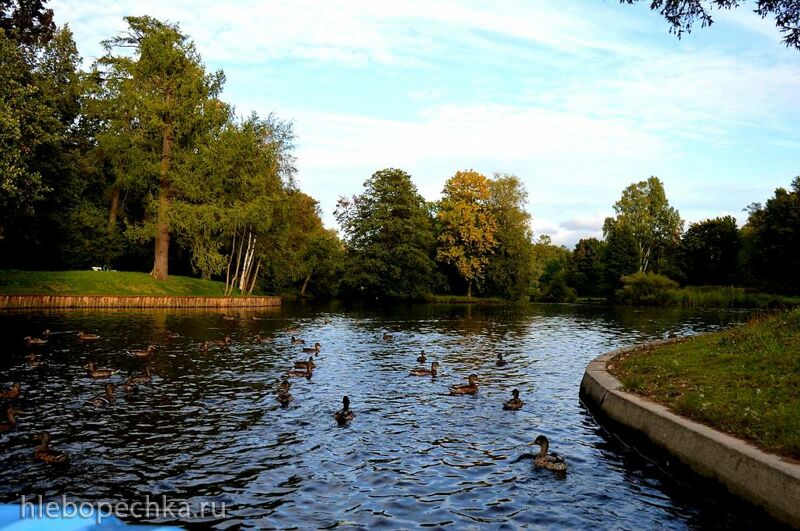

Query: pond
[{"left": 0, "top": 303, "right": 777, "bottom": 529}]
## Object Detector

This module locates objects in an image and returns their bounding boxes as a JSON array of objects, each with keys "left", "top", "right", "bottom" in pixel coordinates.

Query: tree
[
  {"left": 484, "top": 174, "right": 536, "bottom": 300},
  {"left": 619, "top": 0, "right": 800, "bottom": 51},
  {"left": 530, "top": 235, "right": 573, "bottom": 301},
  {"left": 298, "top": 228, "right": 345, "bottom": 298},
  {"left": 679, "top": 216, "right": 740, "bottom": 285},
  {"left": 606, "top": 176, "right": 683, "bottom": 273},
  {"left": 742, "top": 177, "right": 800, "bottom": 292},
  {"left": 568, "top": 237, "right": 607, "bottom": 297},
  {"left": 0, "top": 0, "right": 55, "bottom": 45},
  {"left": 602, "top": 221, "right": 641, "bottom": 295},
  {"left": 336, "top": 168, "right": 438, "bottom": 300},
  {"left": 437, "top": 170, "right": 497, "bottom": 298},
  {"left": 95, "top": 16, "right": 227, "bottom": 280}
]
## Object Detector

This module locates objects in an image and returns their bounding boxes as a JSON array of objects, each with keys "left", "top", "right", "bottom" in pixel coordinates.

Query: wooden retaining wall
[{"left": 0, "top": 295, "right": 281, "bottom": 310}]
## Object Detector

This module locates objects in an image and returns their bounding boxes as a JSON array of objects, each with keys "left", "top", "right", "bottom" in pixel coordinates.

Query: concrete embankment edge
[
  {"left": 0, "top": 295, "right": 281, "bottom": 309},
  {"left": 579, "top": 340, "right": 800, "bottom": 529}
]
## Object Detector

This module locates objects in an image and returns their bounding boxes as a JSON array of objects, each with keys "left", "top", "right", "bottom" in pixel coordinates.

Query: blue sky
[{"left": 52, "top": 0, "right": 799, "bottom": 246}]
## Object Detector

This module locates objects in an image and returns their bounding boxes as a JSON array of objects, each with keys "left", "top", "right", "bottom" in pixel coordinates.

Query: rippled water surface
[{"left": 0, "top": 303, "right": 776, "bottom": 529}]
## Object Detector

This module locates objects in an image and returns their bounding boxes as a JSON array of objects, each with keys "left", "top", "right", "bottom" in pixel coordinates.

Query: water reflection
[{"left": 0, "top": 303, "right": 772, "bottom": 528}]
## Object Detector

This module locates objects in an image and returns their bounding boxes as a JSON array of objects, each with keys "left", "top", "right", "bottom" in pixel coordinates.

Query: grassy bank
[
  {"left": 668, "top": 286, "right": 800, "bottom": 308},
  {"left": 0, "top": 270, "right": 242, "bottom": 296},
  {"left": 610, "top": 309, "right": 800, "bottom": 458},
  {"left": 426, "top": 294, "right": 508, "bottom": 304}
]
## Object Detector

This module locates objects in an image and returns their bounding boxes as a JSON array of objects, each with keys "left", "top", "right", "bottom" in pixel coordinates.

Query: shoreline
[
  {"left": 579, "top": 340, "right": 800, "bottom": 528},
  {"left": 0, "top": 295, "right": 281, "bottom": 310}
]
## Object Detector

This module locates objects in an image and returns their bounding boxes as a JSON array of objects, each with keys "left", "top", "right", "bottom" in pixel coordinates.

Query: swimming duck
[
  {"left": 84, "top": 363, "right": 119, "bottom": 379},
  {"left": 201, "top": 336, "right": 232, "bottom": 350},
  {"left": 323, "top": 319, "right": 332, "bottom": 325},
  {"left": 255, "top": 334, "right": 273, "bottom": 344},
  {"left": 0, "top": 383, "right": 21, "bottom": 399},
  {"left": 42, "top": 329, "right": 51, "bottom": 337},
  {"left": 450, "top": 374, "right": 479, "bottom": 395},
  {"left": 122, "top": 376, "right": 139, "bottom": 395},
  {"left": 503, "top": 389, "right": 523, "bottom": 410},
  {"left": 24, "top": 336, "right": 47, "bottom": 346},
  {"left": 33, "top": 432, "right": 69, "bottom": 465},
  {"left": 417, "top": 350, "right": 427, "bottom": 363},
  {"left": 0, "top": 405, "right": 17, "bottom": 432},
  {"left": 276, "top": 380, "right": 293, "bottom": 406},
  {"left": 290, "top": 336, "right": 305, "bottom": 345},
  {"left": 334, "top": 396, "right": 354, "bottom": 425},
  {"left": 87, "top": 383, "right": 115, "bottom": 406},
  {"left": 410, "top": 361, "right": 439, "bottom": 377},
  {"left": 293, "top": 356, "right": 316, "bottom": 370},
  {"left": 77, "top": 331, "right": 101, "bottom": 341},
  {"left": 165, "top": 330, "right": 180, "bottom": 339},
  {"left": 25, "top": 353, "right": 42, "bottom": 369},
  {"left": 284, "top": 326, "right": 299, "bottom": 333},
  {"left": 131, "top": 344, "right": 156, "bottom": 358},
  {"left": 302, "top": 342, "right": 321, "bottom": 353},
  {"left": 286, "top": 365, "right": 312, "bottom": 379},
  {"left": 129, "top": 367, "right": 153, "bottom": 385},
  {"left": 531, "top": 435, "right": 567, "bottom": 472},
  {"left": 382, "top": 333, "right": 393, "bottom": 341},
  {"left": 496, "top": 353, "right": 508, "bottom": 367},
  {"left": 222, "top": 315, "right": 236, "bottom": 321}
]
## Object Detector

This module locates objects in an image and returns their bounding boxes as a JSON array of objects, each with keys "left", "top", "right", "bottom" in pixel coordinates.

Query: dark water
[{"left": 0, "top": 303, "right": 776, "bottom": 529}]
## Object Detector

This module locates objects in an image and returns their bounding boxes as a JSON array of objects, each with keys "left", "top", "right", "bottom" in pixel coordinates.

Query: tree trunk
[
  {"left": 300, "top": 274, "right": 311, "bottom": 297},
  {"left": 151, "top": 100, "right": 174, "bottom": 281},
  {"left": 467, "top": 281, "right": 472, "bottom": 299},
  {"left": 224, "top": 230, "right": 237, "bottom": 296},
  {"left": 108, "top": 187, "right": 120, "bottom": 229},
  {"left": 247, "top": 258, "right": 261, "bottom": 295}
]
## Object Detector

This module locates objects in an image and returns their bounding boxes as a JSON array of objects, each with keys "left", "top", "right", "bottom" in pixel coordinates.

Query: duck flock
[{"left": 1, "top": 321, "right": 567, "bottom": 474}]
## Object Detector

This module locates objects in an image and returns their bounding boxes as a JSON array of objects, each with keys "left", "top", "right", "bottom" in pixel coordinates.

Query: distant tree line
[{"left": 2, "top": 2, "right": 798, "bottom": 302}]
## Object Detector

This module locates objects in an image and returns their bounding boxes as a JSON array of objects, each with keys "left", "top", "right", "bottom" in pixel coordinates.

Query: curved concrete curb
[{"left": 580, "top": 340, "right": 800, "bottom": 529}]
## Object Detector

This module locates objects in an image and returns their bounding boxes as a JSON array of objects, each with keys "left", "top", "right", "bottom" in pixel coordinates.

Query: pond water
[{"left": 0, "top": 303, "right": 778, "bottom": 529}]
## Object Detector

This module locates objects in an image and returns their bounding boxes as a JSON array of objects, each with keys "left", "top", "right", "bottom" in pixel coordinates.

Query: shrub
[{"left": 615, "top": 272, "right": 678, "bottom": 305}]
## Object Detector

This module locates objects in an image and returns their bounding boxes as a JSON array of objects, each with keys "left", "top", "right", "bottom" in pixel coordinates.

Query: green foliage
[
  {"left": 742, "top": 177, "right": 800, "bottom": 293},
  {"left": 336, "top": 168, "right": 438, "bottom": 300},
  {"left": 601, "top": 222, "right": 640, "bottom": 295},
  {"left": 606, "top": 176, "right": 682, "bottom": 273},
  {"left": 530, "top": 235, "right": 572, "bottom": 300},
  {"left": 0, "top": 0, "right": 55, "bottom": 45},
  {"left": 613, "top": 308, "right": 800, "bottom": 458},
  {"left": 484, "top": 174, "right": 536, "bottom": 301},
  {"left": 679, "top": 216, "right": 740, "bottom": 285},
  {"left": 568, "top": 237, "right": 606, "bottom": 297},
  {"left": 615, "top": 271, "right": 679, "bottom": 305}
]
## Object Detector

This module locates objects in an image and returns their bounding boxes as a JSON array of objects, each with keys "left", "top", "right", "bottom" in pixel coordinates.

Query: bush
[
  {"left": 540, "top": 272, "right": 578, "bottom": 303},
  {"left": 615, "top": 272, "right": 678, "bottom": 305}
]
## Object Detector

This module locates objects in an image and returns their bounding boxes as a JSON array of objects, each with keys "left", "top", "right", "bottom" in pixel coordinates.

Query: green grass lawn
[
  {"left": 426, "top": 294, "right": 509, "bottom": 304},
  {"left": 0, "top": 270, "right": 240, "bottom": 296},
  {"left": 610, "top": 309, "right": 800, "bottom": 458}
]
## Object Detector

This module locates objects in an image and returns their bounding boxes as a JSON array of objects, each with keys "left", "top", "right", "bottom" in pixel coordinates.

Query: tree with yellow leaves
[{"left": 437, "top": 170, "right": 498, "bottom": 298}]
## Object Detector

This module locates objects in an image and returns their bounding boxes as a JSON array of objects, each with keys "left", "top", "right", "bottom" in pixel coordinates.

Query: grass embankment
[
  {"left": 669, "top": 286, "right": 800, "bottom": 308},
  {"left": 0, "top": 270, "right": 237, "bottom": 296},
  {"left": 426, "top": 294, "right": 508, "bottom": 304},
  {"left": 610, "top": 309, "right": 800, "bottom": 458}
]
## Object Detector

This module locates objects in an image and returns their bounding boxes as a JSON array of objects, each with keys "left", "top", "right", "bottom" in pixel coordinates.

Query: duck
[
  {"left": 0, "top": 405, "right": 17, "bottom": 432},
  {"left": 450, "top": 374, "right": 479, "bottom": 395},
  {"left": 284, "top": 326, "right": 299, "bottom": 333},
  {"left": 41, "top": 329, "right": 51, "bottom": 337},
  {"left": 77, "top": 331, "right": 101, "bottom": 341},
  {"left": 254, "top": 334, "right": 273, "bottom": 344},
  {"left": 290, "top": 336, "right": 305, "bottom": 345},
  {"left": 503, "top": 389, "right": 523, "bottom": 410},
  {"left": 25, "top": 353, "right": 42, "bottom": 369},
  {"left": 23, "top": 336, "right": 47, "bottom": 346},
  {"left": 129, "top": 367, "right": 153, "bottom": 385},
  {"left": 0, "top": 383, "right": 21, "bottom": 400},
  {"left": 334, "top": 396, "right": 354, "bottom": 425},
  {"left": 131, "top": 344, "right": 156, "bottom": 358},
  {"left": 293, "top": 356, "right": 316, "bottom": 370},
  {"left": 33, "top": 432, "right": 69, "bottom": 465},
  {"left": 496, "top": 353, "right": 508, "bottom": 367},
  {"left": 201, "top": 336, "right": 232, "bottom": 350},
  {"left": 122, "top": 376, "right": 139, "bottom": 395},
  {"left": 165, "top": 330, "right": 180, "bottom": 339},
  {"left": 410, "top": 361, "right": 439, "bottom": 377},
  {"left": 302, "top": 342, "right": 321, "bottom": 353},
  {"left": 222, "top": 315, "right": 236, "bottom": 321},
  {"left": 382, "top": 333, "right": 393, "bottom": 341},
  {"left": 286, "top": 365, "right": 312, "bottom": 379},
  {"left": 276, "top": 380, "right": 293, "bottom": 406},
  {"left": 87, "top": 383, "right": 115, "bottom": 406},
  {"left": 417, "top": 350, "right": 427, "bottom": 363},
  {"left": 84, "top": 363, "right": 119, "bottom": 379},
  {"left": 531, "top": 435, "right": 567, "bottom": 472}
]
